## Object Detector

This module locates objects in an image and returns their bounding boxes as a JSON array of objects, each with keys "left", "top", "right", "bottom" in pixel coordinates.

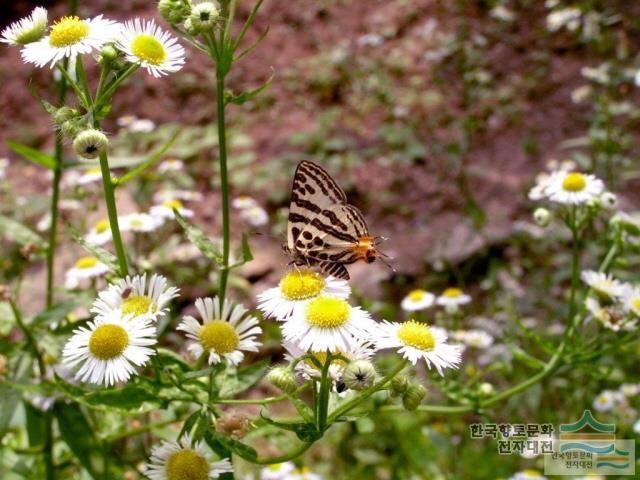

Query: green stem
[
  {"left": 252, "top": 441, "right": 313, "bottom": 465},
  {"left": 316, "top": 354, "right": 332, "bottom": 433},
  {"left": 46, "top": 161, "right": 61, "bottom": 308},
  {"left": 215, "top": 67, "right": 231, "bottom": 304},
  {"left": 96, "top": 149, "right": 129, "bottom": 276}
]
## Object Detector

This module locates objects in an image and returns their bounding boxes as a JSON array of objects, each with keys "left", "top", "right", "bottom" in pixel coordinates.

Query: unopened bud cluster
[{"left": 158, "top": 0, "right": 220, "bottom": 35}]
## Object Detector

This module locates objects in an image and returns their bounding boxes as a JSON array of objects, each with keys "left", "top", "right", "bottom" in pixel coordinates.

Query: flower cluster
[{"left": 258, "top": 269, "right": 462, "bottom": 383}]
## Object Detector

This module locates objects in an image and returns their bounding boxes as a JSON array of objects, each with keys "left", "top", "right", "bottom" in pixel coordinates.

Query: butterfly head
[{"left": 354, "top": 236, "right": 378, "bottom": 264}]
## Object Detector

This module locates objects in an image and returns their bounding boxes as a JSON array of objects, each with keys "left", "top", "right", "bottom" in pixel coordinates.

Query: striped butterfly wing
[
  {"left": 287, "top": 161, "right": 347, "bottom": 252},
  {"left": 296, "top": 204, "right": 371, "bottom": 279}
]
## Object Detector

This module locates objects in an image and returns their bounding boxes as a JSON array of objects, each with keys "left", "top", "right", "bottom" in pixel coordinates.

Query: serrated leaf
[
  {"left": 218, "top": 359, "right": 268, "bottom": 398},
  {"left": 174, "top": 210, "right": 224, "bottom": 265},
  {"left": 6, "top": 140, "right": 56, "bottom": 170},
  {"left": 68, "top": 224, "right": 119, "bottom": 273},
  {"left": 53, "top": 402, "right": 103, "bottom": 478},
  {"left": 0, "top": 215, "right": 46, "bottom": 248}
]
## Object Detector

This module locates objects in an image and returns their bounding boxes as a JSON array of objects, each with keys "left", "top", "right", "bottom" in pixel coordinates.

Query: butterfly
[{"left": 283, "top": 160, "right": 388, "bottom": 280}]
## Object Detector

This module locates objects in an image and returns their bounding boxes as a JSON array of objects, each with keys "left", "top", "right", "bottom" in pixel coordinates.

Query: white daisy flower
[
  {"left": 509, "top": 469, "right": 547, "bottom": 480},
  {"left": 580, "top": 270, "right": 624, "bottom": 303},
  {"left": 1, "top": 6, "right": 48, "bottom": 46},
  {"left": 153, "top": 189, "right": 204, "bottom": 203},
  {"left": 544, "top": 171, "right": 604, "bottom": 205},
  {"left": 84, "top": 219, "right": 111, "bottom": 246},
  {"left": 22, "top": 14, "right": 119, "bottom": 68},
  {"left": 150, "top": 199, "right": 194, "bottom": 221},
  {"left": 158, "top": 158, "right": 184, "bottom": 173},
  {"left": 284, "top": 336, "right": 376, "bottom": 384},
  {"left": 232, "top": 195, "right": 258, "bottom": 210},
  {"left": 619, "top": 383, "right": 640, "bottom": 397},
  {"left": 585, "top": 297, "right": 635, "bottom": 332},
  {"left": 239, "top": 205, "right": 269, "bottom": 227},
  {"left": 116, "top": 114, "right": 137, "bottom": 128},
  {"left": 145, "top": 434, "right": 233, "bottom": 480},
  {"left": 257, "top": 270, "right": 350, "bottom": 321},
  {"left": 400, "top": 289, "right": 435, "bottom": 311},
  {"left": 62, "top": 310, "right": 156, "bottom": 386},
  {"left": 528, "top": 172, "right": 553, "bottom": 201},
  {"left": 290, "top": 467, "right": 322, "bottom": 480},
  {"left": 436, "top": 287, "right": 471, "bottom": 310},
  {"left": 490, "top": 5, "right": 515, "bottom": 22},
  {"left": 459, "top": 329, "right": 494, "bottom": 349},
  {"left": 260, "top": 461, "right": 296, "bottom": 480},
  {"left": 281, "top": 296, "right": 375, "bottom": 352},
  {"left": 593, "top": 390, "right": 619, "bottom": 412},
  {"left": 621, "top": 285, "right": 640, "bottom": 318},
  {"left": 91, "top": 273, "right": 179, "bottom": 322},
  {"left": 76, "top": 166, "right": 103, "bottom": 185},
  {"left": 115, "top": 18, "right": 185, "bottom": 78},
  {"left": 119, "top": 212, "right": 162, "bottom": 233},
  {"left": 376, "top": 320, "right": 462, "bottom": 375},
  {"left": 65, "top": 256, "right": 110, "bottom": 289},
  {"left": 546, "top": 7, "right": 581, "bottom": 32},
  {"left": 128, "top": 118, "right": 155, "bottom": 133},
  {"left": 177, "top": 297, "right": 262, "bottom": 366}
]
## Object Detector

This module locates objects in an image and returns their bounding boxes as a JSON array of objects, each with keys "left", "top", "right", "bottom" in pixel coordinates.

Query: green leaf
[
  {"left": 226, "top": 75, "right": 273, "bottom": 106},
  {"left": 0, "top": 215, "right": 46, "bottom": 248},
  {"left": 6, "top": 140, "right": 56, "bottom": 170},
  {"left": 230, "top": 232, "right": 254, "bottom": 270},
  {"left": 24, "top": 401, "right": 46, "bottom": 448},
  {"left": 68, "top": 224, "right": 119, "bottom": 273},
  {"left": 0, "top": 356, "right": 32, "bottom": 435},
  {"left": 178, "top": 410, "right": 202, "bottom": 440},
  {"left": 116, "top": 129, "right": 180, "bottom": 186},
  {"left": 53, "top": 402, "right": 103, "bottom": 478},
  {"left": 204, "top": 430, "right": 258, "bottom": 462},
  {"left": 84, "top": 385, "right": 158, "bottom": 410},
  {"left": 218, "top": 359, "right": 269, "bottom": 398},
  {"left": 31, "top": 300, "right": 82, "bottom": 329},
  {"left": 156, "top": 348, "right": 192, "bottom": 373},
  {"left": 174, "top": 210, "right": 224, "bottom": 265}
]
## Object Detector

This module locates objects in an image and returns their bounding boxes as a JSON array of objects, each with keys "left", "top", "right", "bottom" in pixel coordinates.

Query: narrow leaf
[
  {"left": 0, "top": 215, "right": 45, "bottom": 248},
  {"left": 6, "top": 140, "right": 56, "bottom": 170},
  {"left": 53, "top": 402, "right": 103, "bottom": 478},
  {"left": 68, "top": 224, "right": 119, "bottom": 273},
  {"left": 218, "top": 359, "right": 268, "bottom": 397},
  {"left": 205, "top": 430, "right": 258, "bottom": 462},
  {"left": 226, "top": 74, "right": 273, "bottom": 106},
  {"left": 174, "top": 210, "right": 224, "bottom": 265},
  {"left": 117, "top": 129, "right": 180, "bottom": 186}
]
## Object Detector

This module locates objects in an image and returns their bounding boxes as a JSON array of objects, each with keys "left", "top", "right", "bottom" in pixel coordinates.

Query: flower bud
[
  {"left": 190, "top": 2, "right": 220, "bottom": 33},
  {"left": 402, "top": 384, "right": 426, "bottom": 411},
  {"left": 389, "top": 374, "right": 409, "bottom": 397},
  {"left": 60, "top": 119, "right": 84, "bottom": 139},
  {"left": 601, "top": 192, "right": 617, "bottom": 210},
  {"left": 266, "top": 367, "right": 298, "bottom": 394},
  {"left": 73, "top": 129, "right": 108, "bottom": 159},
  {"left": 478, "top": 382, "right": 494, "bottom": 396},
  {"left": 100, "top": 44, "right": 118, "bottom": 62},
  {"left": 159, "top": 0, "right": 192, "bottom": 25},
  {"left": 533, "top": 207, "right": 551, "bottom": 227},
  {"left": 342, "top": 360, "right": 376, "bottom": 391},
  {"left": 183, "top": 17, "right": 198, "bottom": 36},
  {"left": 53, "top": 106, "right": 79, "bottom": 125}
]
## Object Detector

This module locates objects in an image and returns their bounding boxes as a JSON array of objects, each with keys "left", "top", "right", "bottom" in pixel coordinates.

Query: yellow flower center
[
  {"left": 200, "top": 320, "right": 239, "bottom": 354},
  {"left": 95, "top": 219, "right": 110, "bottom": 234},
  {"left": 631, "top": 298, "right": 640, "bottom": 312},
  {"left": 305, "top": 297, "right": 350, "bottom": 328},
  {"left": 166, "top": 448, "right": 209, "bottom": 480},
  {"left": 86, "top": 167, "right": 102, "bottom": 175},
  {"left": 279, "top": 270, "right": 325, "bottom": 300},
  {"left": 49, "top": 16, "right": 90, "bottom": 47},
  {"left": 121, "top": 295, "right": 156, "bottom": 317},
  {"left": 75, "top": 256, "right": 98, "bottom": 269},
  {"left": 268, "top": 463, "right": 284, "bottom": 472},
  {"left": 130, "top": 218, "right": 143, "bottom": 228},
  {"left": 561, "top": 172, "right": 587, "bottom": 192},
  {"left": 442, "top": 287, "right": 463, "bottom": 298},
  {"left": 131, "top": 34, "right": 166, "bottom": 65},
  {"left": 397, "top": 320, "right": 436, "bottom": 351},
  {"left": 89, "top": 324, "right": 129, "bottom": 360},
  {"left": 163, "top": 199, "right": 184, "bottom": 210},
  {"left": 408, "top": 289, "right": 426, "bottom": 301}
]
